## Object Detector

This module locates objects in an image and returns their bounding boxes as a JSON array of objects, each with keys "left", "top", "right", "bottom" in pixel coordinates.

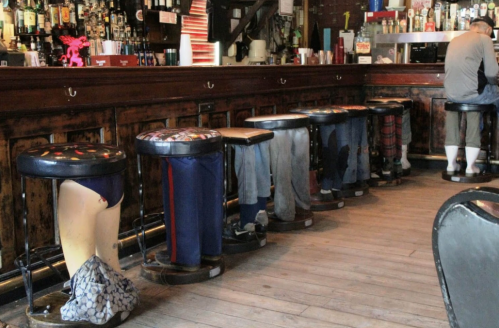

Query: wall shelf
[{"left": 375, "top": 31, "right": 467, "bottom": 44}]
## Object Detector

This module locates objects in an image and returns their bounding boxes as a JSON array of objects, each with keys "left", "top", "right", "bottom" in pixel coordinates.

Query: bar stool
[
  {"left": 216, "top": 127, "right": 274, "bottom": 254},
  {"left": 365, "top": 97, "right": 413, "bottom": 176},
  {"left": 135, "top": 127, "right": 225, "bottom": 285},
  {"left": 244, "top": 114, "right": 313, "bottom": 232},
  {"left": 333, "top": 105, "right": 371, "bottom": 198},
  {"left": 442, "top": 102, "right": 494, "bottom": 183},
  {"left": 289, "top": 106, "right": 348, "bottom": 210},
  {"left": 366, "top": 103, "right": 405, "bottom": 186},
  {"left": 16, "top": 143, "right": 137, "bottom": 328}
]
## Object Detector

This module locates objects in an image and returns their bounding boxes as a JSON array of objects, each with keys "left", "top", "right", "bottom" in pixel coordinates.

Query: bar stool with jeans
[
  {"left": 135, "top": 127, "right": 225, "bottom": 284},
  {"left": 245, "top": 114, "right": 313, "bottom": 231}
]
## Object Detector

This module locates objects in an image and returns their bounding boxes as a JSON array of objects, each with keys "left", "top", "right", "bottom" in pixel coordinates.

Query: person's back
[
  {"left": 445, "top": 31, "right": 498, "bottom": 101},
  {"left": 443, "top": 16, "right": 499, "bottom": 177}
]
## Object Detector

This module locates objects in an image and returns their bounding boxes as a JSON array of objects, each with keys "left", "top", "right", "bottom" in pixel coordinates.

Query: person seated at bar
[{"left": 444, "top": 16, "right": 499, "bottom": 175}]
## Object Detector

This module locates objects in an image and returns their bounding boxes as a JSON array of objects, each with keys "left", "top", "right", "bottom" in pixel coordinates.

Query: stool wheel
[{"left": 445, "top": 102, "right": 495, "bottom": 112}]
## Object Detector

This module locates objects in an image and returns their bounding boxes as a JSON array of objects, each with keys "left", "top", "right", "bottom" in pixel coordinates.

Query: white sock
[{"left": 320, "top": 189, "right": 332, "bottom": 194}]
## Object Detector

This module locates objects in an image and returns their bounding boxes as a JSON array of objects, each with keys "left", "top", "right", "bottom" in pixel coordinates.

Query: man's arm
[{"left": 482, "top": 36, "right": 499, "bottom": 84}]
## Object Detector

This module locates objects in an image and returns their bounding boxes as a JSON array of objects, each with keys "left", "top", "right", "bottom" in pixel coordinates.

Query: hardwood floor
[{"left": 2, "top": 168, "right": 495, "bottom": 328}]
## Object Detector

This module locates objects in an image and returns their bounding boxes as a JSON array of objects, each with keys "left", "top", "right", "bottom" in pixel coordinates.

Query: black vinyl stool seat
[
  {"left": 216, "top": 127, "right": 274, "bottom": 254},
  {"left": 366, "top": 103, "right": 405, "bottom": 185},
  {"left": 442, "top": 102, "right": 494, "bottom": 183},
  {"left": 433, "top": 187, "right": 499, "bottom": 328},
  {"left": 16, "top": 143, "right": 126, "bottom": 326},
  {"left": 332, "top": 105, "right": 371, "bottom": 198},
  {"left": 244, "top": 114, "right": 314, "bottom": 232},
  {"left": 290, "top": 106, "right": 348, "bottom": 211},
  {"left": 134, "top": 127, "right": 225, "bottom": 285}
]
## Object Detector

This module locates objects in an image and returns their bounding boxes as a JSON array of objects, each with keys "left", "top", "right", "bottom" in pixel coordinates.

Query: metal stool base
[
  {"left": 369, "top": 177, "right": 402, "bottom": 187},
  {"left": 310, "top": 199, "right": 345, "bottom": 211},
  {"left": 342, "top": 184, "right": 370, "bottom": 198},
  {"left": 141, "top": 255, "right": 225, "bottom": 285},
  {"left": 267, "top": 213, "right": 314, "bottom": 232},
  {"left": 26, "top": 291, "right": 128, "bottom": 328},
  {"left": 441, "top": 171, "right": 492, "bottom": 184},
  {"left": 222, "top": 233, "right": 267, "bottom": 254}
]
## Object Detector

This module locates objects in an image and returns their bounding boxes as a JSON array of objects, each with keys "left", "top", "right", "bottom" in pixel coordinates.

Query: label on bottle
[
  {"left": 136, "top": 9, "right": 143, "bottom": 22},
  {"left": 166, "top": 0, "right": 172, "bottom": 8},
  {"left": 24, "top": 11, "right": 36, "bottom": 27},
  {"left": 159, "top": 0, "right": 165, "bottom": 7},
  {"left": 49, "top": 5, "right": 59, "bottom": 27},
  {"left": 61, "top": 6, "right": 70, "bottom": 23},
  {"left": 355, "top": 41, "right": 370, "bottom": 54},
  {"left": 17, "top": 11, "right": 25, "bottom": 30},
  {"left": 38, "top": 13, "right": 45, "bottom": 29}
]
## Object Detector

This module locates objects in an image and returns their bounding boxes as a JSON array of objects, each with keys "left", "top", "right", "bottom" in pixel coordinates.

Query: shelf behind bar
[{"left": 375, "top": 31, "right": 468, "bottom": 44}]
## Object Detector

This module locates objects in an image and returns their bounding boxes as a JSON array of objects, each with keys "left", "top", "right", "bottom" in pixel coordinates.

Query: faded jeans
[{"left": 269, "top": 127, "right": 310, "bottom": 221}]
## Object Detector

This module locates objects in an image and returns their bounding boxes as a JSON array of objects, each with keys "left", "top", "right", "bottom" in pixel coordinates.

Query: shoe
[
  {"left": 223, "top": 222, "right": 257, "bottom": 242},
  {"left": 446, "top": 163, "right": 460, "bottom": 174},
  {"left": 465, "top": 147, "right": 481, "bottom": 176},
  {"left": 381, "top": 170, "right": 393, "bottom": 181},
  {"left": 445, "top": 145, "right": 460, "bottom": 174},
  {"left": 155, "top": 250, "right": 200, "bottom": 272},
  {"left": 295, "top": 206, "right": 313, "bottom": 217},
  {"left": 201, "top": 254, "right": 222, "bottom": 262}
]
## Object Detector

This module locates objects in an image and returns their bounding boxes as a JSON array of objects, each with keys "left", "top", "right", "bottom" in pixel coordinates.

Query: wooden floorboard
[{"left": 2, "top": 168, "right": 496, "bottom": 328}]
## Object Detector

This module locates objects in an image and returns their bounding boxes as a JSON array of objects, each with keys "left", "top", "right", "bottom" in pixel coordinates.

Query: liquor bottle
[
  {"left": 141, "top": 36, "right": 146, "bottom": 65},
  {"left": 172, "top": 0, "right": 181, "bottom": 14},
  {"left": 24, "top": 0, "right": 36, "bottom": 33},
  {"left": 414, "top": 10, "right": 421, "bottom": 32},
  {"left": 15, "top": 0, "right": 25, "bottom": 34},
  {"left": 69, "top": 0, "right": 76, "bottom": 30},
  {"left": 145, "top": 36, "right": 153, "bottom": 65},
  {"left": 37, "top": 38, "right": 46, "bottom": 66},
  {"left": 116, "top": 0, "right": 124, "bottom": 28},
  {"left": 123, "top": 11, "right": 131, "bottom": 38},
  {"left": 58, "top": 1, "right": 70, "bottom": 29},
  {"left": 165, "top": 0, "right": 171, "bottom": 11},
  {"left": 30, "top": 36, "right": 35, "bottom": 50},
  {"left": 35, "top": 0, "right": 45, "bottom": 34},
  {"left": 158, "top": 0, "right": 165, "bottom": 11}
]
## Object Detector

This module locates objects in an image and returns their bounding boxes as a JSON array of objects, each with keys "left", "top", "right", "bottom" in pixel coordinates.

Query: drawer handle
[
  {"left": 205, "top": 81, "right": 215, "bottom": 89},
  {"left": 279, "top": 78, "right": 287, "bottom": 85},
  {"left": 65, "top": 87, "right": 77, "bottom": 97},
  {"left": 336, "top": 75, "right": 342, "bottom": 81}
]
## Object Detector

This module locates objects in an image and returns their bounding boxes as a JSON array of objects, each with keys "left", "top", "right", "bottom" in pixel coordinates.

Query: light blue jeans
[
  {"left": 234, "top": 141, "right": 272, "bottom": 205},
  {"left": 269, "top": 127, "right": 310, "bottom": 221}
]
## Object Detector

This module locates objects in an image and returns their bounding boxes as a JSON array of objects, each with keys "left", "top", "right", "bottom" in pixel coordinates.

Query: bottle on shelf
[
  {"left": 158, "top": 0, "right": 166, "bottom": 11},
  {"left": 24, "top": 0, "right": 37, "bottom": 34},
  {"left": 35, "top": 0, "right": 45, "bottom": 34},
  {"left": 37, "top": 37, "right": 46, "bottom": 66},
  {"left": 30, "top": 35, "right": 36, "bottom": 50},
  {"left": 14, "top": 0, "right": 25, "bottom": 35}
]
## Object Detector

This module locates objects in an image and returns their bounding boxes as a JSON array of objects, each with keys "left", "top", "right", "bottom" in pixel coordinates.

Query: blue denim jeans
[
  {"left": 234, "top": 141, "right": 272, "bottom": 226},
  {"left": 161, "top": 152, "right": 223, "bottom": 267},
  {"left": 320, "top": 117, "right": 370, "bottom": 188}
]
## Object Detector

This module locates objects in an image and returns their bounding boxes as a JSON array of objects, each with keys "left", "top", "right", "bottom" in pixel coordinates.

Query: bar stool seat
[
  {"left": 16, "top": 143, "right": 131, "bottom": 328},
  {"left": 367, "top": 103, "right": 405, "bottom": 186},
  {"left": 290, "top": 106, "right": 348, "bottom": 210},
  {"left": 245, "top": 114, "right": 314, "bottom": 232},
  {"left": 217, "top": 127, "right": 274, "bottom": 254},
  {"left": 135, "top": 127, "right": 225, "bottom": 285},
  {"left": 442, "top": 102, "right": 494, "bottom": 183},
  {"left": 332, "top": 105, "right": 371, "bottom": 198}
]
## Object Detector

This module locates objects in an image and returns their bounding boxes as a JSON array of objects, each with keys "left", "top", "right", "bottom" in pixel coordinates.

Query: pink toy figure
[{"left": 59, "top": 35, "right": 90, "bottom": 67}]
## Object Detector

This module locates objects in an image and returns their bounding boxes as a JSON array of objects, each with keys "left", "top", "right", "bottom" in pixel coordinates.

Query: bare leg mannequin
[{"left": 58, "top": 180, "right": 122, "bottom": 277}]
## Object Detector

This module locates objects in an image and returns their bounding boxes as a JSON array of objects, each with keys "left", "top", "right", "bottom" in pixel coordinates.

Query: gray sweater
[{"left": 444, "top": 31, "right": 498, "bottom": 101}]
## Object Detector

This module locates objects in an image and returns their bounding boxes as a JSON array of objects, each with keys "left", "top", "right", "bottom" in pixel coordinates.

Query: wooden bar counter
[{"left": 0, "top": 63, "right": 462, "bottom": 275}]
